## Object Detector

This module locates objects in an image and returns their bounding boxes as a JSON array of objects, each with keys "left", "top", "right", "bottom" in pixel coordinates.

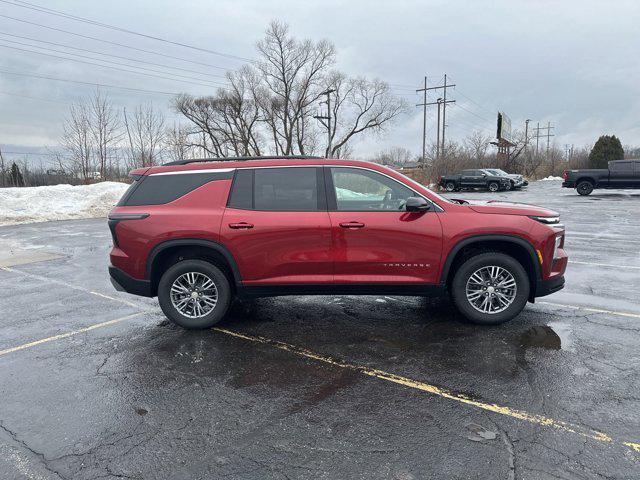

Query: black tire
[
  {"left": 504, "top": 182, "right": 512, "bottom": 191},
  {"left": 158, "top": 259, "right": 232, "bottom": 329},
  {"left": 576, "top": 180, "right": 594, "bottom": 196},
  {"left": 444, "top": 181, "right": 456, "bottom": 192},
  {"left": 488, "top": 182, "right": 499, "bottom": 193},
  {"left": 451, "top": 252, "right": 530, "bottom": 325}
]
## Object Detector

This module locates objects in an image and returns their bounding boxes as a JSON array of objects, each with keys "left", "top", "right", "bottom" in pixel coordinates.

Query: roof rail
[{"left": 163, "top": 155, "right": 324, "bottom": 166}]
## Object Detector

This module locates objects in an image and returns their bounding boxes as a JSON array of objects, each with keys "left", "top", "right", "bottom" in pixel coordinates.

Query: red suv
[{"left": 108, "top": 157, "right": 567, "bottom": 328}]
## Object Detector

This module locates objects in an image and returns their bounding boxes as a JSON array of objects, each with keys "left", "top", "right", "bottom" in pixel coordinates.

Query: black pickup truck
[
  {"left": 439, "top": 169, "right": 511, "bottom": 192},
  {"left": 562, "top": 159, "right": 640, "bottom": 195}
]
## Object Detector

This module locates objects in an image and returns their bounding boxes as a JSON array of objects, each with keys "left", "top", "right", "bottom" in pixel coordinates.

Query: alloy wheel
[
  {"left": 465, "top": 266, "right": 517, "bottom": 314},
  {"left": 170, "top": 272, "right": 218, "bottom": 318}
]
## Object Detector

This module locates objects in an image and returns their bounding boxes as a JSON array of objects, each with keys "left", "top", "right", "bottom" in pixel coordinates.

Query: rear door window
[
  {"left": 227, "top": 167, "right": 325, "bottom": 211},
  {"left": 254, "top": 167, "right": 320, "bottom": 211}
]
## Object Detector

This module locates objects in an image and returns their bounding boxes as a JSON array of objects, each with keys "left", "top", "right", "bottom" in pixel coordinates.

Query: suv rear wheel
[
  {"left": 158, "top": 259, "right": 231, "bottom": 329},
  {"left": 451, "top": 252, "right": 530, "bottom": 325},
  {"left": 444, "top": 181, "right": 456, "bottom": 192}
]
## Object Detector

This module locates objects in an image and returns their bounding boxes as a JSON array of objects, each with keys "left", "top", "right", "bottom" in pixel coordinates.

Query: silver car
[{"left": 483, "top": 169, "right": 527, "bottom": 190}]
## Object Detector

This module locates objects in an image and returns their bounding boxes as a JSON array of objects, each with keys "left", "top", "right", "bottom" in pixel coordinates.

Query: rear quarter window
[{"left": 120, "top": 171, "right": 233, "bottom": 206}]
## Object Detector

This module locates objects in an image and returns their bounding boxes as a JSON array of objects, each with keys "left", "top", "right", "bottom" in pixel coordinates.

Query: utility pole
[
  {"left": 442, "top": 74, "right": 449, "bottom": 153},
  {"left": 436, "top": 98, "right": 443, "bottom": 160},
  {"left": 531, "top": 122, "right": 555, "bottom": 160},
  {"left": 416, "top": 77, "right": 428, "bottom": 167},
  {"left": 524, "top": 119, "right": 530, "bottom": 149},
  {"left": 314, "top": 89, "right": 336, "bottom": 158},
  {"left": 416, "top": 76, "right": 455, "bottom": 163}
]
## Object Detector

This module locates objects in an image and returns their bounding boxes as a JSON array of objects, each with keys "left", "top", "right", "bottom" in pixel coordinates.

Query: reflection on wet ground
[{"left": 519, "top": 323, "right": 573, "bottom": 351}]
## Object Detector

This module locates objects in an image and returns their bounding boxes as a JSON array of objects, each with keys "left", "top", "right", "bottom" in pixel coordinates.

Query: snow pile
[
  {"left": 539, "top": 176, "right": 563, "bottom": 181},
  {"left": 0, "top": 182, "right": 129, "bottom": 226}
]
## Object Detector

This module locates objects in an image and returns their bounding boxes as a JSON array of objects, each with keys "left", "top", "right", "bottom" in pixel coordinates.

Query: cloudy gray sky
[{"left": 0, "top": 0, "right": 638, "bottom": 164}]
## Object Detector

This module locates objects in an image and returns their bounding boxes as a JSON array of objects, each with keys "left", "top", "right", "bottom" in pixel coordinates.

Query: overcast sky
[{"left": 0, "top": 0, "right": 639, "bottom": 164}]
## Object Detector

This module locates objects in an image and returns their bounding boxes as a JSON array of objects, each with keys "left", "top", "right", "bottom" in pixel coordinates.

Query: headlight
[{"left": 529, "top": 215, "right": 560, "bottom": 225}]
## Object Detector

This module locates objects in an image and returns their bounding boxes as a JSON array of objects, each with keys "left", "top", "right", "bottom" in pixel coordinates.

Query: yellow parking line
[
  {"left": 0, "top": 312, "right": 145, "bottom": 357},
  {"left": 537, "top": 301, "right": 640, "bottom": 320},
  {"left": 213, "top": 326, "right": 639, "bottom": 455}
]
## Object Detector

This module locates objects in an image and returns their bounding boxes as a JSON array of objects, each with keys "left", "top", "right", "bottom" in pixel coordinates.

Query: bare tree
[
  {"left": 172, "top": 21, "right": 407, "bottom": 159},
  {"left": 123, "top": 103, "right": 166, "bottom": 168},
  {"left": 62, "top": 101, "right": 93, "bottom": 182},
  {"left": 465, "top": 130, "right": 492, "bottom": 165},
  {"left": 0, "top": 146, "right": 6, "bottom": 187},
  {"left": 256, "top": 21, "right": 335, "bottom": 155},
  {"left": 372, "top": 146, "right": 413, "bottom": 166},
  {"left": 89, "top": 90, "right": 120, "bottom": 180},
  {"left": 325, "top": 73, "right": 407, "bottom": 157},
  {"left": 173, "top": 67, "right": 263, "bottom": 157},
  {"left": 165, "top": 123, "right": 196, "bottom": 162}
]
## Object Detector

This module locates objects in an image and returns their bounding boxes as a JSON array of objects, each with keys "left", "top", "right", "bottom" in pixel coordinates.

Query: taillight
[
  {"left": 107, "top": 213, "right": 149, "bottom": 247},
  {"left": 562, "top": 170, "right": 568, "bottom": 180}
]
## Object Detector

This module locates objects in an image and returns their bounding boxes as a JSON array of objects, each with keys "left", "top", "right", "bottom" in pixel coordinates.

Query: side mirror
[
  {"left": 405, "top": 196, "right": 431, "bottom": 212},
  {"left": 482, "top": 173, "right": 487, "bottom": 177}
]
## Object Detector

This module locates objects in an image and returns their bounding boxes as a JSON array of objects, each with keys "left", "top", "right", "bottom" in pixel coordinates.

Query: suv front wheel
[
  {"left": 451, "top": 252, "right": 530, "bottom": 325},
  {"left": 158, "top": 259, "right": 232, "bottom": 329}
]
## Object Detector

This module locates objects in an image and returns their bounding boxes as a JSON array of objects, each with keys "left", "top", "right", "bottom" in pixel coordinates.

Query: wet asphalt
[{"left": 0, "top": 180, "right": 638, "bottom": 479}]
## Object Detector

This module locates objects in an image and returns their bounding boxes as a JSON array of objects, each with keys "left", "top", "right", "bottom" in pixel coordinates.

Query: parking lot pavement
[{"left": 0, "top": 181, "right": 638, "bottom": 479}]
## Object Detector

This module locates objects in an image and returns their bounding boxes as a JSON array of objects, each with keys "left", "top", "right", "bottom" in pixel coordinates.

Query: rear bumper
[
  {"left": 561, "top": 181, "right": 574, "bottom": 188},
  {"left": 109, "top": 265, "right": 153, "bottom": 297},
  {"left": 535, "top": 275, "right": 565, "bottom": 298}
]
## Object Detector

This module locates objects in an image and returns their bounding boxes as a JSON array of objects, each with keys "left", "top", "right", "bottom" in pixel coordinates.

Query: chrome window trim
[{"left": 150, "top": 168, "right": 235, "bottom": 176}]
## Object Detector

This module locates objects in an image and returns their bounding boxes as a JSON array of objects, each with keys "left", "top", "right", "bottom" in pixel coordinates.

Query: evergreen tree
[
  {"left": 9, "top": 162, "right": 23, "bottom": 186},
  {"left": 588, "top": 135, "right": 624, "bottom": 168}
]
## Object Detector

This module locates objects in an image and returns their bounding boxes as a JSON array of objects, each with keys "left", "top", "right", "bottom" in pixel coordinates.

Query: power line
[
  {"left": 0, "top": 13, "right": 234, "bottom": 70},
  {"left": 452, "top": 103, "right": 492, "bottom": 123},
  {"left": 0, "top": 0, "right": 253, "bottom": 62},
  {"left": 0, "top": 37, "right": 229, "bottom": 86},
  {"left": 0, "top": 90, "right": 69, "bottom": 104},
  {"left": 0, "top": 30, "right": 226, "bottom": 78},
  {"left": 452, "top": 87, "right": 494, "bottom": 115},
  {"left": 0, "top": 42, "right": 229, "bottom": 89},
  {"left": 0, "top": 68, "right": 184, "bottom": 95}
]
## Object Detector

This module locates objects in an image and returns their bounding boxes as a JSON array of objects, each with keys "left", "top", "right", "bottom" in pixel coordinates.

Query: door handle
[
  {"left": 339, "top": 221, "right": 365, "bottom": 229},
  {"left": 228, "top": 222, "right": 254, "bottom": 229}
]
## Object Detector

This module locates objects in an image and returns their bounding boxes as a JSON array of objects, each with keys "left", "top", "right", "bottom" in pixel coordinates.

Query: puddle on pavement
[
  {"left": 518, "top": 323, "right": 573, "bottom": 352},
  {"left": 465, "top": 423, "right": 497, "bottom": 442}
]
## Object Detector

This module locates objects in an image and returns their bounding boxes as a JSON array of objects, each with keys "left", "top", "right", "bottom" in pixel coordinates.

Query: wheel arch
[
  {"left": 575, "top": 176, "right": 596, "bottom": 186},
  {"left": 439, "top": 235, "right": 541, "bottom": 299},
  {"left": 146, "top": 239, "right": 242, "bottom": 296}
]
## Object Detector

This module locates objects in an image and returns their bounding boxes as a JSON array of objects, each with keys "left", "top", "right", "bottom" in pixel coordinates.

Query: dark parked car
[
  {"left": 562, "top": 159, "right": 640, "bottom": 195},
  {"left": 439, "top": 169, "right": 511, "bottom": 192}
]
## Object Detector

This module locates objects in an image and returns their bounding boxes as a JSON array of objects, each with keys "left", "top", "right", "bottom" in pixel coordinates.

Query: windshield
[{"left": 491, "top": 169, "right": 509, "bottom": 176}]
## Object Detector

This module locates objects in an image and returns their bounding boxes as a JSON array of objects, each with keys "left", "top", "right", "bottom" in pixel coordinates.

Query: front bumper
[
  {"left": 535, "top": 275, "right": 565, "bottom": 297},
  {"left": 109, "top": 265, "right": 153, "bottom": 297}
]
